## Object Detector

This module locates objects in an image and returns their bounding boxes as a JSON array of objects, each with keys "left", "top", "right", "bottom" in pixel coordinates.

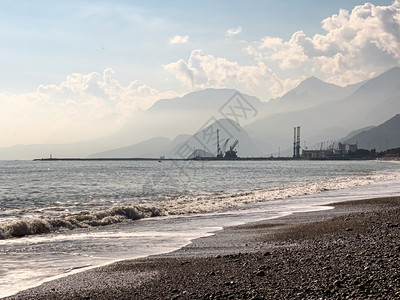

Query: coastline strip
[{"left": 7, "top": 195, "right": 400, "bottom": 299}]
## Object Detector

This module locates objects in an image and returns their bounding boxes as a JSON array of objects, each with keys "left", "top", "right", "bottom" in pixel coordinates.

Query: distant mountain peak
[
  {"left": 274, "top": 75, "right": 348, "bottom": 108},
  {"left": 297, "top": 76, "right": 338, "bottom": 90},
  {"left": 302, "top": 76, "right": 323, "bottom": 84}
]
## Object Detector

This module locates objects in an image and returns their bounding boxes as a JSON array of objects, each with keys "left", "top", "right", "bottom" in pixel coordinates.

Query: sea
[{"left": 1, "top": 159, "right": 400, "bottom": 297}]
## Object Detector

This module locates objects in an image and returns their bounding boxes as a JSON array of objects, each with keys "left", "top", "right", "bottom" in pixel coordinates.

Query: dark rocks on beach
[
  {"left": 255, "top": 270, "right": 265, "bottom": 277},
  {"left": 6, "top": 197, "right": 400, "bottom": 300}
]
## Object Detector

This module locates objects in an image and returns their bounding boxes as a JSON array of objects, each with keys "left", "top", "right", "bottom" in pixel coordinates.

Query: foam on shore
[{"left": 1, "top": 170, "right": 399, "bottom": 239}]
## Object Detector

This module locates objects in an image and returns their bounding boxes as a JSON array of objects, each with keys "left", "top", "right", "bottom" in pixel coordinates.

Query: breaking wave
[
  {"left": 0, "top": 206, "right": 165, "bottom": 239},
  {"left": 1, "top": 171, "right": 399, "bottom": 239}
]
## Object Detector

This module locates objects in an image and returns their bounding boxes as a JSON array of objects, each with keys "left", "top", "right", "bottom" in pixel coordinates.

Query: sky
[{"left": 0, "top": 0, "right": 399, "bottom": 147}]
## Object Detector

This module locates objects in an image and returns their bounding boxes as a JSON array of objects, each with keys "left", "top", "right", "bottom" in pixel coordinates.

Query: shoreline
[
  {"left": 32, "top": 157, "right": 380, "bottom": 161},
  {"left": 6, "top": 195, "right": 400, "bottom": 299}
]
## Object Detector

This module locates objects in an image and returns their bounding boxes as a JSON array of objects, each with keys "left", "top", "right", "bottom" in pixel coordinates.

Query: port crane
[
  {"left": 222, "top": 139, "right": 230, "bottom": 154},
  {"left": 216, "top": 129, "right": 239, "bottom": 159},
  {"left": 224, "top": 139, "right": 239, "bottom": 158}
]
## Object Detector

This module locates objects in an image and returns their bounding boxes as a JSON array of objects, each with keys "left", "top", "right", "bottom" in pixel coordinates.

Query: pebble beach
[{"left": 6, "top": 196, "right": 400, "bottom": 299}]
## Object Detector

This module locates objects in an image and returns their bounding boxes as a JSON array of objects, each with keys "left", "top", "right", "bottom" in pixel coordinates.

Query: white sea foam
[
  {"left": 0, "top": 230, "right": 197, "bottom": 246},
  {"left": 1, "top": 170, "right": 399, "bottom": 239},
  {"left": 156, "top": 170, "right": 400, "bottom": 214}
]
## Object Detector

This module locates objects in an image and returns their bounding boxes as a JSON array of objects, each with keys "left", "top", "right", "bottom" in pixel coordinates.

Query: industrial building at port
[
  {"left": 190, "top": 126, "right": 360, "bottom": 161},
  {"left": 294, "top": 126, "right": 358, "bottom": 159}
]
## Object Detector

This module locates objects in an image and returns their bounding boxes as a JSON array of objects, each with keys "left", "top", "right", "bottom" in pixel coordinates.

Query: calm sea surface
[{"left": 1, "top": 160, "right": 400, "bottom": 297}]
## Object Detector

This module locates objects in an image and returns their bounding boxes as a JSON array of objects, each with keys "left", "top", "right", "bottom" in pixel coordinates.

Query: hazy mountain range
[
  {"left": 244, "top": 67, "right": 400, "bottom": 155},
  {"left": 345, "top": 114, "right": 400, "bottom": 152},
  {"left": 266, "top": 76, "right": 363, "bottom": 114},
  {"left": 1, "top": 67, "right": 399, "bottom": 160}
]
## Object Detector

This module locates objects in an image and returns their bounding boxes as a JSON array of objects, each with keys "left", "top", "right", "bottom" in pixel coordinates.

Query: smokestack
[
  {"left": 293, "top": 127, "right": 296, "bottom": 158},
  {"left": 217, "top": 129, "right": 220, "bottom": 154},
  {"left": 293, "top": 126, "right": 301, "bottom": 158},
  {"left": 296, "top": 126, "right": 301, "bottom": 158},
  {"left": 297, "top": 126, "right": 300, "bottom": 144}
]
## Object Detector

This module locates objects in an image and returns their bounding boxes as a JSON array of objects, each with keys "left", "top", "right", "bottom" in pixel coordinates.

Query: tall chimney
[
  {"left": 293, "top": 126, "right": 301, "bottom": 158},
  {"left": 293, "top": 127, "right": 297, "bottom": 158},
  {"left": 296, "top": 126, "right": 301, "bottom": 158}
]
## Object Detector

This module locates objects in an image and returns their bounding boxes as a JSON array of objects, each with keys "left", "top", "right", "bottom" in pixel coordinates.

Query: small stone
[
  {"left": 333, "top": 280, "right": 342, "bottom": 287},
  {"left": 255, "top": 270, "right": 265, "bottom": 276}
]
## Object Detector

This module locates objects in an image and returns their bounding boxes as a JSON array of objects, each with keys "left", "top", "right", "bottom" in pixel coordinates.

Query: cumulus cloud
[
  {"left": 165, "top": 2, "right": 400, "bottom": 99},
  {"left": 164, "top": 49, "right": 265, "bottom": 90},
  {"left": 163, "top": 49, "right": 297, "bottom": 97},
  {"left": 0, "top": 69, "right": 179, "bottom": 146},
  {"left": 245, "top": 1, "right": 400, "bottom": 85},
  {"left": 34, "top": 68, "right": 177, "bottom": 120},
  {"left": 225, "top": 26, "right": 242, "bottom": 36},
  {"left": 170, "top": 35, "right": 189, "bottom": 44}
]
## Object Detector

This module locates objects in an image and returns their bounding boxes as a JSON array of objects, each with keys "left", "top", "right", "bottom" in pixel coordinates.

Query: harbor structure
[
  {"left": 302, "top": 142, "right": 358, "bottom": 159},
  {"left": 216, "top": 128, "right": 239, "bottom": 159},
  {"left": 293, "top": 126, "right": 301, "bottom": 158}
]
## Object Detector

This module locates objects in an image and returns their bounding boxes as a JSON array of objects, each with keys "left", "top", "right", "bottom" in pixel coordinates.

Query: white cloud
[
  {"left": 225, "top": 26, "right": 242, "bottom": 36},
  {"left": 164, "top": 2, "right": 400, "bottom": 100},
  {"left": 170, "top": 35, "right": 189, "bottom": 44},
  {"left": 245, "top": 1, "right": 400, "bottom": 86},
  {"left": 6, "top": 2, "right": 399, "bottom": 148},
  {"left": 0, "top": 69, "right": 179, "bottom": 147},
  {"left": 35, "top": 68, "right": 178, "bottom": 120},
  {"left": 164, "top": 49, "right": 264, "bottom": 90},
  {"left": 163, "top": 49, "right": 297, "bottom": 98}
]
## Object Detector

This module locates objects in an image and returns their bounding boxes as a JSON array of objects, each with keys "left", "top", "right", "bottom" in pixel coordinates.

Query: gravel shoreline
[{"left": 6, "top": 196, "right": 400, "bottom": 299}]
